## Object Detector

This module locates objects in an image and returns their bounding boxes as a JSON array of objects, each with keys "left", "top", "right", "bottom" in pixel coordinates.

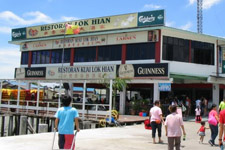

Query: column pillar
[
  {"left": 212, "top": 84, "right": 220, "bottom": 106},
  {"left": 153, "top": 83, "right": 160, "bottom": 102},
  {"left": 119, "top": 86, "right": 126, "bottom": 115},
  {"left": 109, "top": 80, "right": 113, "bottom": 123},
  {"left": 82, "top": 80, "right": 86, "bottom": 119}
]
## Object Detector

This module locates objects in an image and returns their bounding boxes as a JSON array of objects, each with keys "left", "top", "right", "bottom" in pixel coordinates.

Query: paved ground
[{"left": 0, "top": 121, "right": 221, "bottom": 150}]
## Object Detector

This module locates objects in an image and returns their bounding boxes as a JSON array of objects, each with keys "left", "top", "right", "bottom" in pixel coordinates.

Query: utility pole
[{"left": 197, "top": 0, "right": 203, "bottom": 33}]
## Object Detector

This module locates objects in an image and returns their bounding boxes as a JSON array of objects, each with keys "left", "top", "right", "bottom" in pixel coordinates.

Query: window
[
  {"left": 74, "top": 47, "right": 96, "bottom": 62},
  {"left": 98, "top": 45, "right": 122, "bottom": 61},
  {"left": 126, "top": 43, "right": 155, "bottom": 60},
  {"left": 32, "top": 50, "right": 50, "bottom": 64},
  {"left": 162, "top": 36, "right": 189, "bottom": 62},
  {"left": 63, "top": 49, "right": 71, "bottom": 63},
  {"left": 191, "top": 41, "right": 214, "bottom": 65},
  {"left": 51, "top": 50, "right": 62, "bottom": 63},
  {"left": 21, "top": 52, "right": 29, "bottom": 65}
]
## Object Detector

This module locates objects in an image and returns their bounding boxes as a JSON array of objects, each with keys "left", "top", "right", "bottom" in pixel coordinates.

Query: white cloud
[
  {"left": 0, "top": 26, "right": 11, "bottom": 34},
  {"left": 0, "top": 10, "right": 80, "bottom": 35},
  {"left": 166, "top": 21, "right": 176, "bottom": 27},
  {"left": 0, "top": 11, "right": 54, "bottom": 26},
  {"left": 188, "top": 0, "right": 222, "bottom": 9},
  {"left": 0, "top": 47, "right": 20, "bottom": 79},
  {"left": 60, "top": 16, "right": 79, "bottom": 21},
  {"left": 189, "top": 0, "right": 196, "bottom": 5},
  {"left": 203, "top": 0, "right": 221, "bottom": 9},
  {"left": 143, "top": 4, "right": 161, "bottom": 10},
  {"left": 179, "top": 22, "right": 193, "bottom": 30}
]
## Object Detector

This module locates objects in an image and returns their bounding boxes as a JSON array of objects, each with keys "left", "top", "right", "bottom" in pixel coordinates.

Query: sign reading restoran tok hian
[
  {"left": 12, "top": 10, "right": 164, "bottom": 40},
  {"left": 26, "top": 13, "right": 137, "bottom": 39}
]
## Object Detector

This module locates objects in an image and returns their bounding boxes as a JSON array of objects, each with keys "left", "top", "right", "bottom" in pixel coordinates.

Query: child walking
[
  {"left": 197, "top": 121, "right": 209, "bottom": 143},
  {"left": 55, "top": 96, "right": 80, "bottom": 150},
  {"left": 195, "top": 106, "right": 201, "bottom": 122}
]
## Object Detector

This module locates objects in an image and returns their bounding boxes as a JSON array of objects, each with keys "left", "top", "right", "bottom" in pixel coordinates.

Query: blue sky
[{"left": 0, "top": 0, "right": 225, "bottom": 79}]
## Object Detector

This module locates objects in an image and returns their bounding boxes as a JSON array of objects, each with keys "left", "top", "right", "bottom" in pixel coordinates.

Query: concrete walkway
[{"left": 0, "top": 121, "right": 221, "bottom": 150}]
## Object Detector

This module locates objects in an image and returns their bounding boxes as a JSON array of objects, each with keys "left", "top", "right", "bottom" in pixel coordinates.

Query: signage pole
[
  {"left": 82, "top": 80, "right": 86, "bottom": 119},
  {"left": 58, "top": 80, "right": 62, "bottom": 108},
  {"left": 109, "top": 79, "right": 113, "bottom": 123}
]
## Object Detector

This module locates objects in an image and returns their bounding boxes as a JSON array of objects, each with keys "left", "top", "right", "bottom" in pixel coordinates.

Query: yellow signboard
[{"left": 27, "top": 13, "right": 137, "bottom": 39}]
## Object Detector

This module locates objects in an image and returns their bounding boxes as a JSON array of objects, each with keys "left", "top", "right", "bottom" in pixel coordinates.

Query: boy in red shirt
[{"left": 197, "top": 121, "right": 209, "bottom": 143}]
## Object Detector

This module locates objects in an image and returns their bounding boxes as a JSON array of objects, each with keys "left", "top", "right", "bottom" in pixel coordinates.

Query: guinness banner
[
  {"left": 25, "top": 67, "right": 46, "bottom": 78},
  {"left": 118, "top": 63, "right": 168, "bottom": 78}
]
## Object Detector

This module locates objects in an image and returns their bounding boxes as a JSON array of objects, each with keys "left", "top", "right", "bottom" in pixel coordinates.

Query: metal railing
[{"left": 0, "top": 99, "right": 110, "bottom": 120}]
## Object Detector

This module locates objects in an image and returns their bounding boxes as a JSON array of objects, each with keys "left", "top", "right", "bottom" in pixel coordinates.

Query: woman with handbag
[
  {"left": 208, "top": 104, "right": 219, "bottom": 146},
  {"left": 149, "top": 100, "right": 164, "bottom": 144}
]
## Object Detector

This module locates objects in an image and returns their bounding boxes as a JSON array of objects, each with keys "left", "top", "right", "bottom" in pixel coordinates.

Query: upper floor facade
[{"left": 9, "top": 10, "right": 225, "bottom": 81}]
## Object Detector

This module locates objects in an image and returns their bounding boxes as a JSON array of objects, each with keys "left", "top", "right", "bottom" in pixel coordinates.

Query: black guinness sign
[
  {"left": 118, "top": 63, "right": 168, "bottom": 78},
  {"left": 25, "top": 67, "right": 46, "bottom": 78}
]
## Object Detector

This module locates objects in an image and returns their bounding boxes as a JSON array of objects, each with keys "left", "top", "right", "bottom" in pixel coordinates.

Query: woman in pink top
[
  {"left": 165, "top": 105, "right": 186, "bottom": 150},
  {"left": 149, "top": 100, "right": 164, "bottom": 144},
  {"left": 208, "top": 104, "right": 219, "bottom": 146}
]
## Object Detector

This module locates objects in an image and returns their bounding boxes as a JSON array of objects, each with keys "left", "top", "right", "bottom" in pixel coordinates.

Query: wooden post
[
  {"left": 36, "top": 80, "right": 40, "bottom": 115},
  {"left": 8, "top": 115, "right": 14, "bottom": 136},
  {"left": 1, "top": 116, "right": 5, "bottom": 137},
  {"left": 36, "top": 117, "right": 39, "bottom": 133},
  {"left": 15, "top": 115, "right": 21, "bottom": 135},
  {"left": 17, "top": 80, "right": 21, "bottom": 113}
]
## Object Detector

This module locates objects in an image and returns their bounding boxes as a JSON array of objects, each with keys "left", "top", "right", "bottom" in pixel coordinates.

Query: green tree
[{"left": 102, "top": 76, "right": 129, "bottom": 110}]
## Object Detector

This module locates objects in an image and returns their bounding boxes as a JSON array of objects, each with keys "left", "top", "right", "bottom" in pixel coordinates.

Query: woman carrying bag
[
  {"left": 149, "top": 100, "right": 165, "bottom": 144},
  {"left": 208, "top": 104, "right": 219, "bottom": 146}
]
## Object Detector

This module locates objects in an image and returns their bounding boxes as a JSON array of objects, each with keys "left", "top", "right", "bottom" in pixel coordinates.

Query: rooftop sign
[{"left": 11, "top": 10, "right": 164, "bottom": 41}]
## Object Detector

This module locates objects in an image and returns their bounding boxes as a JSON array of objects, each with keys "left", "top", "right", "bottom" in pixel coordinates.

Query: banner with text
[
  {"left": 26, "top": 13, "right": 137, "bottom": 39},
  {"left": 138, "top": 10, "right": 164, "bottom": 27},
  {"left": 15, "top": 67, "right": 46, "bottom": 79},
  {"left": 53, "top": 35, "right": 107, "bottom": 49},
  {"left": 46, "top": 65, "right": 117, "bottom": 80},
  {"left": 117, "top": 63, "right": 168, "bottom": 78},
  {"left": 20, "top": 40, "right": 53, "bottom": 51},
  {"left": 159, "top": 83, "right": 171, "bottom": 91},
  {"left": 12, "top": 28, "right": 26, "bottom": 41},
  {"left": 108, "top": 31, "right": 148, "bottom": 45}
]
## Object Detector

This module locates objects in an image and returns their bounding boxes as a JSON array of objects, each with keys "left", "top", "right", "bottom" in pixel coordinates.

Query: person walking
[
  {"left": 219, "top": 98, "right": 225, "bottom": 111},
  {"left": 195, "top": 106, "right": 201, "bottom": 123},
  {"left": 165, "top": 105, "right": 186, "bottom": 150},
  {"left": 149, "top": 100, "right": 164, "bottom": 144},
  {"left": 202, "top": 97, "right": 208, "bottom": 116},
  {"left": 55, "top": 96, "right": 80, "bottom": 150},
  {"left": 185, "top": 96, "right": 191, "bottom": 117},
  {"left": 197, "top": 121, "right": 209, "bottom": 144},
  {"left": 218, "top": 108, "right": 225, "bottom": 148},
  {"left": 208, "top": 104, "right": 219, "bottom": 146}
]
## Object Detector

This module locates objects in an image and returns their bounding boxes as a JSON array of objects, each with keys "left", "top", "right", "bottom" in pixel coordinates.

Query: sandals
[{"left": 158, "top": 140, "right": 164, "bottom": 144}]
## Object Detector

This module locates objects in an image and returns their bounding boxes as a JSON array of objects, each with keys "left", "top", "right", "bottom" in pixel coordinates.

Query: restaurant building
[{"left": 10, "top": 10, "right": 225, "bottom": 115}]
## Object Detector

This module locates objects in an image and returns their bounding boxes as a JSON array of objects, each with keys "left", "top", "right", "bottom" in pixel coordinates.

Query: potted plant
[{"left": 140, "top": 99, "right": 149, "bottom": 116}]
